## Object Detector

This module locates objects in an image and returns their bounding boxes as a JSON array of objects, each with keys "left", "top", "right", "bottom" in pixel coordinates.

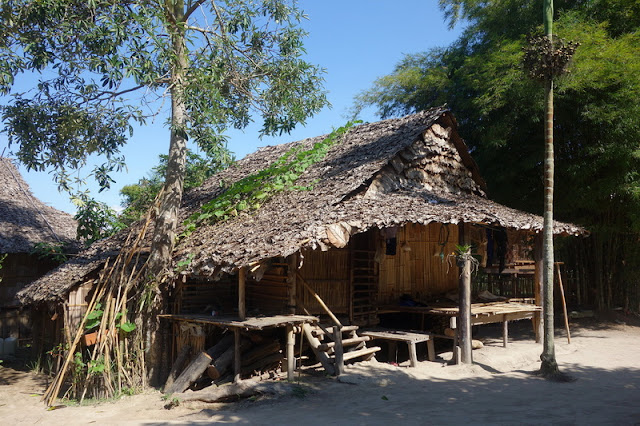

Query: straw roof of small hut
[
  {"left": 18, "top": 107, "right": 586, "bottom": 305},
  {"left": 0, "top": 157, "right": 77, "bottom": 253}
]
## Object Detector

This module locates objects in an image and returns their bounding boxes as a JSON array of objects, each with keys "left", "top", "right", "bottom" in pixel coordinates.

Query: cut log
[
  {"left": 163, "top": 345, "right": 191, "bottom": 392},
  {"left": 166, "top": 352, "right": 213, "bottom": 395},
  {"left": 178, "top": 380, "right": 294, "bottom": 403},
  {"left": 241, "top": 352, "right": 284, "bottom": 376},
  {"left": 241, "top": 340, "right": 281, "bottom": 367},
  {"left": 206, "top": 364, "right": 221, "bottom": 380},
  {"left": 210, "top": 337, "right": 252, "bottom": 380},
  {"left": 166, "top": 333, "right": 235, "bottom": 394}
]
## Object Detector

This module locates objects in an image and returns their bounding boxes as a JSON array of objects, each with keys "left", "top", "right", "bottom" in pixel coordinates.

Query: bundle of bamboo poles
[{"left": 43, "top": 195, "right": 161, "bottom": 406}]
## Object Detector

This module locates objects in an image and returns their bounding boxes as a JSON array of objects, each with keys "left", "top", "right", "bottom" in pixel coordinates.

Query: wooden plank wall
[
  {"left": 65, "top": 282, "right": 92, "bottom": 334},
  {"left": 378, "top": 223, "right": 459, "bottom": 304},
  {"left": 246, "top": 260, "right": 289, "bottom": 315},
  {"left": 298, "top": 248, "right": 350, "bottom": 315},
  {"left": 177, "top": 276, "right": 237, "bottom": 315}
]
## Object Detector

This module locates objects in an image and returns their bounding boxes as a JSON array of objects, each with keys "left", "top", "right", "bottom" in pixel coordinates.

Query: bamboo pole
[
  {"left": 296, "top": 272, "right": 342, "bottom": 327},
  {"left": 555, "top": 263, "right": 571, "bottom": 344},
  {"left": 238, "top": 267, "right": 246, "bottom": 320}
]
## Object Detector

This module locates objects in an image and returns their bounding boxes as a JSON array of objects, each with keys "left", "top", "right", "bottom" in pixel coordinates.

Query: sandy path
[{"left": 1, "top": 321, "right": 639, "bottom": 425}]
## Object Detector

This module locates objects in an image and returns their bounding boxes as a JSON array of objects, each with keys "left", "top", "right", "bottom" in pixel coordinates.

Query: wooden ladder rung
[
  {"left": 317, "top": 336, "right": 372, "bottom": 352},
  {"left": 339, "top": 346, "right": 381, "bottom": 362}
]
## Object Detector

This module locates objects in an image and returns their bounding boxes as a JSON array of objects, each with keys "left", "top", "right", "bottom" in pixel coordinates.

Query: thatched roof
[
  {"left": 18, "top": 107, "right": 586, "bottom": 304},
  {"left": 0, "top": 157, "right": 77, "bottom": 253}
]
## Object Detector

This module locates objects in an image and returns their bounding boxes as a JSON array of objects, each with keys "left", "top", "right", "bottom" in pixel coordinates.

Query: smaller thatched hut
[{"left": 0, "top": 157, "right": 77, "bottom": 342}]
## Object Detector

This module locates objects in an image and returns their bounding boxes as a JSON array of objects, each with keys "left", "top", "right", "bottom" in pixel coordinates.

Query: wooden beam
[
  {"left": 533, "top": 233, "right": 543, "bottom": 343},
  {"left": 233, "top": 329, "right": 241, "bottom": 383},
  {"left": 556, "top": 263, "right": 571, "bottom": 344},
  {"left": 458, "top": 223, "right": 473, "bottom": 364},
  {"left": 238, "top": 267, "right": 246, "bottom": 320},
  {"left": 503, "top": 315, "right": 508, "bottom": 347},
  {"left": 287, "top": 254, "right": 297, "bottom": 315},
  {"left": 333, "top": 325, "right": 344, "bottom": 376},
  {"left": 296, "top": 272, "right": 342, "bottom": 327},
  {"left": 286, "top": 325, "right": 295, "bottom": 381}
]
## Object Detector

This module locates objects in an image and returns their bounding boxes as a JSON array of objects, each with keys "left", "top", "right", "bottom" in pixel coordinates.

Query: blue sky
[{"left": 0, "top": 0, "right": 464, "bottom": 215}]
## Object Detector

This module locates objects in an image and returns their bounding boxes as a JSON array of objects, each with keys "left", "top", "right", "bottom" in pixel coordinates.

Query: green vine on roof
[{"left": 181, "top": 120, "right": 360, "bottom": 238}]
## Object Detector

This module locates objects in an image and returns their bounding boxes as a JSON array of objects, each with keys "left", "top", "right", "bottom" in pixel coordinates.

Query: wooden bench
[{"left": 361, "top": 330, "right": 435, "bottom": 367}]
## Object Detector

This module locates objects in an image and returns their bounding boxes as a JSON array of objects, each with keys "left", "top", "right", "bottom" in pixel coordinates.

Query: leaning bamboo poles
[{"left": 43, "top": 192, "right": 161, "bottom": 406}]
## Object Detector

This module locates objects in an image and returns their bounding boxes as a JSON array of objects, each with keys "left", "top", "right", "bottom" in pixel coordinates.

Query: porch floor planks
[{"left": 158, "top": 314, "right": 318, "bottom": 330}]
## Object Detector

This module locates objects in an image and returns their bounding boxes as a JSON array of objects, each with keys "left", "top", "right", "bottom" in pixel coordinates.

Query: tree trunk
[
  {"left": 146, "top": 0, "right": 189, "bottom": 386},
  {"left": 540, "top": 13, "right": 558, "bottom": 374},
  {"left": 149, "top": 0, "right": 188, "bottom": 279}
]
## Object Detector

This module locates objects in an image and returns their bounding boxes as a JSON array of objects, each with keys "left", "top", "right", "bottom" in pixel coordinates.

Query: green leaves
[
  {"left": 85, "top": 303, "right": 104, "bottom": 330},
  {"left": 73, "top": 195, "right": 123, "bottom": 245},
  {"left": 181, "top": 121, "right": 359, "bottom": 237},
  {"left": 1, "top": 0, "right": 327, "bottom": 197}
]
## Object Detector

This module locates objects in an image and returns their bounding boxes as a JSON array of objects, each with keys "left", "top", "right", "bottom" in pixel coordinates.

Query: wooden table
[
  {"left": 379, "top": 301, "right": 541, "bottom": 354},
  {"left": 361, "top": 330, "right": 435, "bottom": 367},
  {"left": 159, "top": 314, "right": 318, "bottom": 381}
]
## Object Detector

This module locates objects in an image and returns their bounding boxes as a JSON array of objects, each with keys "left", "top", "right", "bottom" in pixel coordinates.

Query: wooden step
[
  {"left": 337, "top": 346, "right": 381, "bottom": 362},
  {"left": 317, "top": 336, "right": 372, "bottom": 352},
  {"left": 312, "top": 325, "right": 359, "bottom": 337}
]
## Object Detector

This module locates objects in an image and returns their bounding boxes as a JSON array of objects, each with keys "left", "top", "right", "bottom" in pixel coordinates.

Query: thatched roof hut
[
  {"left": 0, "top": 157, "right": 77, "bottom": 253},
  {"left": 18, "top": 107, "right": 585, "bottom": 306}
]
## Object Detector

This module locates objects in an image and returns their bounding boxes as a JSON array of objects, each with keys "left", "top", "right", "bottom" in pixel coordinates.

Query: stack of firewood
[{"left": 164, "top": 333, "right": 284, "bottom": 394}]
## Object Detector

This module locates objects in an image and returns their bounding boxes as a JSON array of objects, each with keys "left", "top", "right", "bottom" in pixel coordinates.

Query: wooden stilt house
[{"left": 18, "top": 107, "right": 585, "bottom": 383}]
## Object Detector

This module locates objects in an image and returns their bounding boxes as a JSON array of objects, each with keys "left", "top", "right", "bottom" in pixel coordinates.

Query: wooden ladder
[
  {"left": 303, "top": 323, "right": 380, "bottom": 375},
  {"left": 350, "top": 249, "right": 379, "bottom": 326}
]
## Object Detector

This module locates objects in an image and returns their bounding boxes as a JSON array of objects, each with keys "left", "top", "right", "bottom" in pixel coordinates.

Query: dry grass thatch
[
  {"left": 17, "top": 107, "right": 586, "bottom": 305},
  {"left": 0, "top": 157, "right": 77, "bottom": 253}
]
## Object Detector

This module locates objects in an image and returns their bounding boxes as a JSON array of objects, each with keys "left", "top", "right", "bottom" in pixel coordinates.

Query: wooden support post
[
  {"left": 233, "top": 329, "right": 241, "bottom": 383},
  {"left": 502, "top": 315, "right": 509, "bottom": 347},
  {"left": 287, "top": 254, "right": 297, "bottom": 315},
  {"left": 286, "top": 325, "right": 295, "bottom": 381},
  {"left": 427, "top": 339, "right": 436, "bottom": 362},
  {"left": 333, "top": 325, "right": 344, "bottom": 376},
  {"left": 556, "top": 263, "right": 571, "bottom": 344},
  {"left": 408, "top": 342, "right": 418, "bottom": 367},
  {"left": 458, "top": 223, "right": 473, "bottom": 364},
  {"left": 388, "top": 341, "right": 397, "bottom": 363},
  {"left": 238, "top": 267, "right": 246, "bottom": 321},
  {"left": 533, "top": 233, "right": 543, "bottom": 343}
]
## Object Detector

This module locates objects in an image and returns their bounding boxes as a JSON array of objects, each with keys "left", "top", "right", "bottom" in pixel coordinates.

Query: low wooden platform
[
  {"left": 158, "top": 314, "right": 318, "bottom": 330},
  {"left": 159, "top": 314, "right": 318, "bottom": 381},
  {"left": 361, "top": 330, "right": 435, "bottom": 367}
]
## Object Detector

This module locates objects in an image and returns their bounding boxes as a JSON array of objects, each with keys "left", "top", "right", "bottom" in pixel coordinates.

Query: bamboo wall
[
  {"left": 176, "top": 276, "right": 238, "bottom": 315},
  {"left": 65, "top": 282, "right": 92, "bottom": 333},
  {"left": 298, "top": 248, "right": 350, "bottom": 315},
  {"left": 246, "top": 260, "right": 289, "bottom": 315},
  {"left": 378, "top": 223, "right": 460, "bottom": 304}
]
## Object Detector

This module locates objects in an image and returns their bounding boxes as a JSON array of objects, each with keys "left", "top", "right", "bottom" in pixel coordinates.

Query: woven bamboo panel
[
  {"left": 297, "top": 249, "right": 349, "bottom": 314},
  {"left": 378, "top": 223, "right": 459, "bottom": 304}
]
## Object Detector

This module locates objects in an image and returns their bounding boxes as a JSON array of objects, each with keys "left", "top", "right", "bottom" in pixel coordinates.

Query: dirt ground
[{"left": 1, "top": 317, "right": 639, "bottom": 425}]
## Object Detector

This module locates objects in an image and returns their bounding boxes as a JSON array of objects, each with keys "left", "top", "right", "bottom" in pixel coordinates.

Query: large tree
[
  {"left": 1, "top": 0, "right": 327, "bottom": 280},
  {"left": 354, "top": 0, "right": 640, "bottom": 311}
]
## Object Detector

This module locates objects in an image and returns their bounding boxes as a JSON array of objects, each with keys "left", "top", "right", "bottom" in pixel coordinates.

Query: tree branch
[{"left": 184, "top": 0, "right": 207, "bottom": 20}]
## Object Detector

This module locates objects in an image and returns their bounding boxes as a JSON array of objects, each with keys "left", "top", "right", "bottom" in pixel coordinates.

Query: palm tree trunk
[{"left": 540, "top": 76, "right": 558, "bottom": 375}]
